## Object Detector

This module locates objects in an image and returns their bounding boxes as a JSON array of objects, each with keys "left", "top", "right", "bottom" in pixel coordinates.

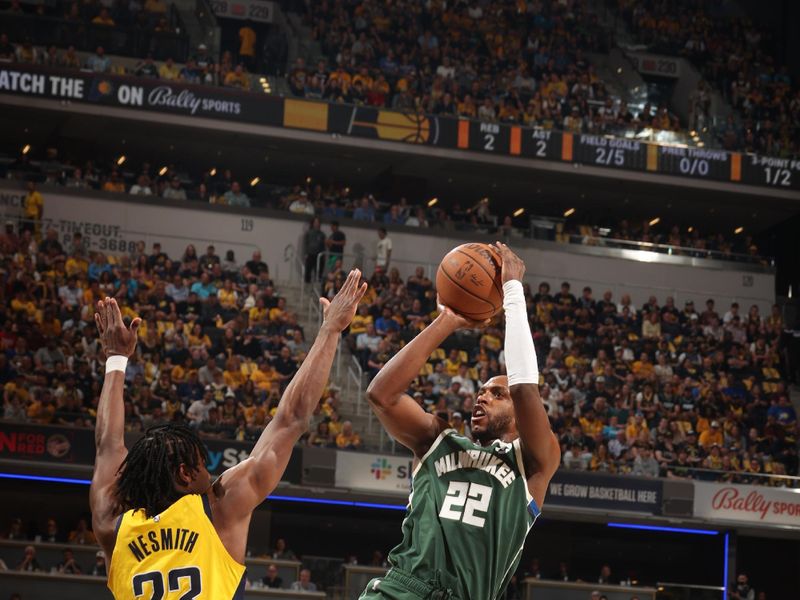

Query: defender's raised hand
[
  {"left": 494, "top": 242, "right": 526, "bottom": 284},
  {"left": 95, "top": 298, "right": 141, "bottom": 358},
  {"left": 319, "top": 269, "right": 368, "bottom": 332}
]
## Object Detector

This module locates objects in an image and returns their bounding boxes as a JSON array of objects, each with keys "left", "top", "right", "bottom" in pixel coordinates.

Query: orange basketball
[{"left": 436, "top": 243, "right": 503, "bottom": 320}]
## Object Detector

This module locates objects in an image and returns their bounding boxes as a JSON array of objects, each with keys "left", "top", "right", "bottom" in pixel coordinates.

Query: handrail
[
  {"left": 564, "top": 233, "right": 771, "bottom": 266},
  {"left": 657, "top": 464, "right": 800, "bottom": 486},
  {"left": 346, "top": 355, "right": 365, "bottom": 418},
  {"left": 308, "top": 249, "right": 771, "bottom": 310},
  {"left": 298, "top": 215, "right": 772, "bottom": 268},
  {"left": 193, "top": 0, "right": 219, "bottom": 59},
  {"left": 656, "top": 582, "right": 725, "bottom": 591},
  {"left": 314, "top": 250, "right": 437, "bottom": 282},
  {"left": 0, "top": 176, "right": 774, "bottom": 272},
  {"left": 523, "top": 578, "right": 658, "bottom": 595}
]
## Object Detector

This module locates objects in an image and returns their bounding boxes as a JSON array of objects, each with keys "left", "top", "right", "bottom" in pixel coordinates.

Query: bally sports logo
[
  {"left": 147, "top": 86, "right": 242, "bottom": 116},
  {"left": 710, "top": 486, "right": 800, "bottom": 520}
]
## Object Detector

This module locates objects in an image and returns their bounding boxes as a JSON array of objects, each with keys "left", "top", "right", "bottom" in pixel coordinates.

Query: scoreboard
[
  {"left": 441, "top": 119, "right": 800, "bottom": 190},
  {"left": 1, "top": 63, "right": 798, "bottom": 192}
]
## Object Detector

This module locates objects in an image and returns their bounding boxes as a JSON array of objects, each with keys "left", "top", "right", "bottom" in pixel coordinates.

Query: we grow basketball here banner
[{"left": 693, "top": 481, "right": 800, "bottom": 527}]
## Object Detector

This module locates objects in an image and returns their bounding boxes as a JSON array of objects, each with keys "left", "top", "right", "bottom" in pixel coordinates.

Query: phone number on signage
[{"left": 87, "top": 237, "right": 138, "bottom": 253}]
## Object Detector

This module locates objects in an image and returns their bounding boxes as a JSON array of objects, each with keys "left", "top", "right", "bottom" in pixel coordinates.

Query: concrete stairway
[
  {"left": 277, "top": 278, "right": 391, "bottom": 452},
  {"left": 172, "top": 0, "right": 219, "bottom": 58}
]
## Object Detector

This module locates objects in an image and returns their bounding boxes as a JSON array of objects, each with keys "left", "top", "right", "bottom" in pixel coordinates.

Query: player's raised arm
[
  {"left": 90, "top": 298, "right": 141, "bottom": 557},
  {"left": 209, "top": 270, "right": 366, "bottom": 550},
  {"left": 367, "top": 303, "right": 482, "bottom": 458},
  {"left": 495, "top": 243, "right": 560, "bottom": 508}
]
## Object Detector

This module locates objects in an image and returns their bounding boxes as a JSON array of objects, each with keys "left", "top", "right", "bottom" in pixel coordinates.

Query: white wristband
[
  {"left": 105, "top": 355, "right": 128, "bottom": 374},
  {"left": 502, "top": 280, "right": 539, "bottom": 386}
]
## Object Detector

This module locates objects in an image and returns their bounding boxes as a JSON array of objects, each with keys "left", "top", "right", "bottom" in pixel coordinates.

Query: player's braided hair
[{"left": 114, "top": 424, "right": 209, "bottom": 518}]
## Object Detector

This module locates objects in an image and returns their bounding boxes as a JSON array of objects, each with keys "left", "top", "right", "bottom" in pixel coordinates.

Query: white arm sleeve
[{"left": 502, "top": 280, "right": 539, "bottom": 386}]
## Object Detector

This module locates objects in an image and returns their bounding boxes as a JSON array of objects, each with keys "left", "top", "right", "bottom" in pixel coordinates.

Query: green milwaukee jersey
[{"left": 385, "top": 429, "right": 540, "bottom": 600}]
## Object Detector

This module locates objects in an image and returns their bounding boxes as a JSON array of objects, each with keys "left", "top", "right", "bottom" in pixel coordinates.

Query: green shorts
[{"left": 358, "top": 568, "right": 461, "bottom": 600}]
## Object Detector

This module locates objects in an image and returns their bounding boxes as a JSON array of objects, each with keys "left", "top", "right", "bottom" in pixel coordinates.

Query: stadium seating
[
  {"left": 0, "top": 228, "right": 358, "bottom": 445},
  {"left": 616, "top": 0, "right": 800, "bottom": 157},
  {"left": 342, "top": 259, "right": 797, "bottom": 485},
  {"left": 3, "top": 188, "right": 793, "bottom": 486},
  {"left": 1, "top": 0, "right": 190, "bottom": 62},
  {"left": 4, "top": 0, "right": 797, "bottom": 155},
  {"left": 1, "top": 155, "right": 767, "bottom": 264},
  {"left": 291, "top": 0, "right": 686, "bottom": 135}
]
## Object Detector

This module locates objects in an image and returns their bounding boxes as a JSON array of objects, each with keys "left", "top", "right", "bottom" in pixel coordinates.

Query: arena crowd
[{"left": 0, "top": 181, "right": 795, "bottom": 485}]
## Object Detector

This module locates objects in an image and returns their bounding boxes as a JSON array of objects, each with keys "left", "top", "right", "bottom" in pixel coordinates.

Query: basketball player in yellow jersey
[{"left": 90, "top": 270, "right": 367, "bottom": 599}]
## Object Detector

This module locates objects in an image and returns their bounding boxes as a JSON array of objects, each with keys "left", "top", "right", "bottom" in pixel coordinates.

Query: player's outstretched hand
[
  {"left": 436, "top": 294, "right": 491, "bottom": 331},
  {"left": 494, "top": 241, "right": 525, "bottom": 284},
  {"left": 320, "top": 268, "right": 368, "bottom": 332},
  {"left": 95, "top": 297, "right": 141, "bottom": 358}
]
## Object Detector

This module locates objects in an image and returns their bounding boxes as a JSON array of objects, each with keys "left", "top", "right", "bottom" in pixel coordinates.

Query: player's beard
[{"left": 473, "top": 412, "right": 514, "bottom": 445}]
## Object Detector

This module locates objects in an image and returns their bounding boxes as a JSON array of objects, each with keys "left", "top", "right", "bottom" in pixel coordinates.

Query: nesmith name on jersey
[
  {"left": 127, "top": 527, "right": 200, "bottom": 562},
  {"left": 434, "top": 449, "right": 517, "bottom": 487}
]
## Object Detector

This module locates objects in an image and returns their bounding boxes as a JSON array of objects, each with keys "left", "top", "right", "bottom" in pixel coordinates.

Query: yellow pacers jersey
[{"left": 108, "top": 494, "right": 246, "bottom": 599}]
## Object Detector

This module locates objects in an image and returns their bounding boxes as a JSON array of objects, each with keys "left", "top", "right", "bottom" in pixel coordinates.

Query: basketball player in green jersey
[{"left": 361, "top": 243, "right": 561, "bottom": 600}]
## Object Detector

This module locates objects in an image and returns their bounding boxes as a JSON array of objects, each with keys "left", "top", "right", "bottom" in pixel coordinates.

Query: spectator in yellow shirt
[
  {"left": 443, "top": 349, "right": 462, "bottom": 376},
  {"left": 632, "top": 353, "right": 654, "bottom": 379},
  {"left": 625, "top": 413, "right": 649, "bottom": 443},
  {"left": 224, "top": 64, "right": 250, "bottom": 90},
  {"left": 27, "top": 391, "right": 56, "bottom": 424},
  {"left": 352, "top": 66, "right": 374, "bottom": 90},
  {"left": 326, "top": 410, "right": 344, "bottom": 437},
  {"left": 223, "top": 358, "right": 246, "bottom": 389},
  {"left": 11, "top": 291, "right": 36, "bottom": 320},
  {"left": 250, "top": 359, "right": 275, "bottom": 391},
  {"left": 329, "top": 66, "right": 352, "bottom": 92},
  {"left": 102, "top": 170, "right": 125, "bottom": 193},
  {"left": 187, "top": 324, "right": 212, "bottom": 351},
  {"left": 457, "top": 94, "right": 477, "bottom": 118},
  {"left": 249, "top": 299, "right": 269, "bottom": 327},
  {"left": 699, "top": 421, "right": 724, "bottom": 449},
  {"left": 158, "top": 57, "right": 181, "bottom": 80},
  {"left": 269, "top": 297, "right": 288, "bottom": 322},
  {"left": 218, "top": 279, "right": 239, "bottom": 309},
  {"left": 144, "top": 0, "right": 167, "bottom": 13},
  {"left": 6, "top": 380, "right": 30, "bottom": 408},
  {"left": 39, "top": 307, "right": 62, "bottom": 337},
  {"left": 23, "top": 181, "right": 43, "bottom": 229},
  {"left": 580, "top": 410, "right": 604, "bottom": 438},
  {"left": 91, "top": 7, "right": 115, "bottom": 26},
  {"left": 238, "top": 25, "right": 256, "bottom": 69},
  {"left": 359, "top": 284, "right": 377, "bottom": 306},
  {"left": 171, "top": 363, "right": 188, "bottom": 384},
  {"left": 349, "top": 305, "right": 373, "bottom": 336},
  {"left": 336, "top": 421, "right": 362, "bottom": 450},
  {"left": 241, "top": 395, "right": 267, "bottom": 426}
]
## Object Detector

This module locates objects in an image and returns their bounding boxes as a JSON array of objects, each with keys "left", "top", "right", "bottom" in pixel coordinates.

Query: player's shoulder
[{"left": 424, "top": 427, "right": 467, "bottom": 456}]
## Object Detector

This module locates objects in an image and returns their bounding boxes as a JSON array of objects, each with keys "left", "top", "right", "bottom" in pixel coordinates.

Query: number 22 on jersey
[
  {"left": 439, "top": 481, "right": 493, "bottom": 527},
  {"left": 132, "top": 566, "right": 201, "bottom": 600}
]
